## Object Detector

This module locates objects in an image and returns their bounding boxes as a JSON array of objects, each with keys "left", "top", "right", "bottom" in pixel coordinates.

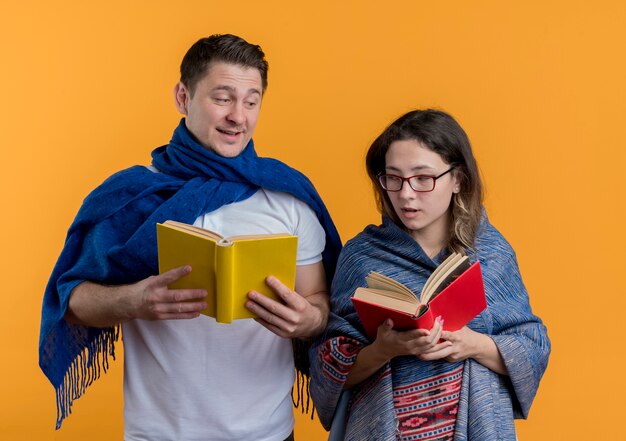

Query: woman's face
[{"left": 384, "top": 139, "right": 459, "bottom": 248}]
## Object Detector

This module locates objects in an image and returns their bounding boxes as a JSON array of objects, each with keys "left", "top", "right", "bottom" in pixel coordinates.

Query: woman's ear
[
  {"left": 173, "top": 82, "right": 189, "bottom": 115},
  {"left": 452, "top": 169, "right": 461, "bottom": 193}
]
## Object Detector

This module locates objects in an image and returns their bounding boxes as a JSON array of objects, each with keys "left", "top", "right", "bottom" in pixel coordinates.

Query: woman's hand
[
  {"left": 419, "top": 326, "right": 479, "bottom": 362},
  {"left": 344, "top": 317, "right": 450, "bottom": 388},
  {"left": 419, "top": 326, "right": 509, "bottom": 375},
  {"left": 371, "top": 316, "right": 450, "bottom": 360}
]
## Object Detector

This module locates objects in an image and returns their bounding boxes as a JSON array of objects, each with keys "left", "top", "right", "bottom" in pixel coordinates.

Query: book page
[
  {"left": 163, "top": 220, "right": 223, "bottom": 242},
  {"left": 224, "top": 232, "right": 293, "bottom": 243},
  {"left": 365, "top": 272, "right": 415, "bottom": 299},
  {"left": 422, "top": 255, "right": 470, "bottom": 304},
  {"left": 353, "top": 288, "right": 420, "bottom": 315},
  {"left": 421, "top": 253, "right": 462, "bottom": 301}
]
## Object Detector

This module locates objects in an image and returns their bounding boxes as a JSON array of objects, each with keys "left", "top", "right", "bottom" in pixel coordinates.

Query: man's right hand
[{"left": 65, "top": 265, "right": 208, "bottom": 328}]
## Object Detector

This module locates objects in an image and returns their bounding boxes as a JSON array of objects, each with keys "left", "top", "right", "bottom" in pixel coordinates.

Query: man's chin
[{"left": 207, "top": 142, "right": 247, "bottom": 158}]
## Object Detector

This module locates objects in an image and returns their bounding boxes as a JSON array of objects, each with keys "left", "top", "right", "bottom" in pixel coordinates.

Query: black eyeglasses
[{"left": 378, "top": 167, "right": 455, "bottom": 192}]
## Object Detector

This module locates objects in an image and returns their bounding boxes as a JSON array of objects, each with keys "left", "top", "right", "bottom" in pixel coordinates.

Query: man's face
[{"left": 175, "top": 62, "right": 263, "bottom": 157}]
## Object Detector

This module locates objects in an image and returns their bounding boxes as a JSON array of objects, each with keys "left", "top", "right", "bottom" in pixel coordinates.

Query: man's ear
[{"left": 173, "top": 82, "right": 189, "bottom": 115}]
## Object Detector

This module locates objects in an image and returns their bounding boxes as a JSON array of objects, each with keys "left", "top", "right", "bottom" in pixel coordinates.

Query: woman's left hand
[
  {"left": 418, "top": 326, "right": 479, "bottom": 362},
  {"left": 419, "top": 326, "right": 509, "bottom": 375}
]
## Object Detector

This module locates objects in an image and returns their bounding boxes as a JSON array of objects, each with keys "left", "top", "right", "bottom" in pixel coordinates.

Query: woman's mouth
[{"left": 400, "top": 207, "right": 420, "bottom": 218}]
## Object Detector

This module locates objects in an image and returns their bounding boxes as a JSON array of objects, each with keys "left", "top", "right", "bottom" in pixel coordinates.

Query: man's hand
[
  {"left": 131, "top": 265, "right": 208, "bottom": 321},
  {"left": 66, "top": 265, "right": 208, "bottom": 328},
  {"left": 245, "top": 262, "right": 328, "bottom": 339},
  {"left": 246, "top": 276, "right": 323, "bottom": 339}
]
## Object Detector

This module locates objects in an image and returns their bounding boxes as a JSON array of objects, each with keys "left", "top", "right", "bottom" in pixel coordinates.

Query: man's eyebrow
[{"left": 211, "top": 85, "right": 261, "bottom": 95}]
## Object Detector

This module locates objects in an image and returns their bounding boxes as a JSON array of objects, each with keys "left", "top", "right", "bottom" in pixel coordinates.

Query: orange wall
[{"left": 1, "top": 1, "right": 625, "bottom": 439}]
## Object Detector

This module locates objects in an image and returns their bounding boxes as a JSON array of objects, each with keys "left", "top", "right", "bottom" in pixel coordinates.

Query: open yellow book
[{"left": 156, "top": 220, "right": 298, "bottom": 323}]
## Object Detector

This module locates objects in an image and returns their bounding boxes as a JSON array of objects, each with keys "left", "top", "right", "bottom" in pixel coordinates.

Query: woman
[{"left": 310, "top": 109, "right": 550, "bottom": 440}]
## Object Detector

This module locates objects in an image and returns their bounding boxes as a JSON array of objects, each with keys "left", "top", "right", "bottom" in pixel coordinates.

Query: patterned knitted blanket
[{"left": 310, "top": 215, "right": 550, "bottom": 440}]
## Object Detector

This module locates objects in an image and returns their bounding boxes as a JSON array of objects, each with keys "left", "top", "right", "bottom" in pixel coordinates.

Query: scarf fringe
[{"left": 55, "top": 326, "right": 120, "bottom": 429}]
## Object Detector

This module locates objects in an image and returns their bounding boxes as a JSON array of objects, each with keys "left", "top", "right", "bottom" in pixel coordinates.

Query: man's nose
[{"left": 227, "top": 103, "right": 245, "bottom": 125}]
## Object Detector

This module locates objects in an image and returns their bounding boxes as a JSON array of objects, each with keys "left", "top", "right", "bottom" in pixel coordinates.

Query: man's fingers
[
  {"left": 150, "top": 299, "right": 207, "bottom": 314},
  {"left": 254, "top": 317, "right": 290, "bottom": 338},
  {"left": 159, "top": 311, "right": 203, "bottom": 321},
  {"left": 246, "top": 295, "right": 292, "bottom": 323},
  {"left": 265, "top": 276, "right": 301, "bottom": 306},
  {"left": 149, "top": 266, "right": 208, "bottom": 302},
  {"left": 247, "top": 290, "right": 292, "bottom": 318},
  {"left": 169, "top": 288, "right": 208, "bottom": 302},
  {"left": 171, "top": 300, "right": 207, "bottom": 314},
  {"left": 157, "top": 265, "right": 192, "bottom": 286}
]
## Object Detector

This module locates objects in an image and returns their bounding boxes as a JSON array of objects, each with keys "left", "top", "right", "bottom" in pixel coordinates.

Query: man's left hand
[{"left": 246, "top": 276, "right": 328, "bottom": 339}]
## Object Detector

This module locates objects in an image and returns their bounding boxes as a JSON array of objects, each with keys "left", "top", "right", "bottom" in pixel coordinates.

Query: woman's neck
[
  {"left": 416, "top": 238, "right": 445, "bottom": 259},
  {"left": 409, "top": 222, "right": 449, "bottom": 259}
]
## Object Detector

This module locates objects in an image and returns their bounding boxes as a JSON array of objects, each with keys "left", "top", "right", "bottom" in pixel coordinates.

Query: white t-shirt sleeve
[{"left": 291, "top": 197, "right": 326, "bottom": 266}]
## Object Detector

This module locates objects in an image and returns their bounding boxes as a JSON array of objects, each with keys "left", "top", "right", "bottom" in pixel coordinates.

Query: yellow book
[{"left": 156, "top": 220, "right": 298, "bottom": 323}]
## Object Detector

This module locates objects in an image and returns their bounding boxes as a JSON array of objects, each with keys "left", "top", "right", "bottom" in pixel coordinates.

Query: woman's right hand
[
  {"left": 370, "top": 317, "right": 451, "bottom": 360},
  {"left": 345, "top": 316, "right": 451, "bottom": 388}
]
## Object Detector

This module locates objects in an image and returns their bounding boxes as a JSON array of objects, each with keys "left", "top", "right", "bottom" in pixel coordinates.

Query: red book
[{"left": 351, "top": 253, "right": 487, "bottom": 340}]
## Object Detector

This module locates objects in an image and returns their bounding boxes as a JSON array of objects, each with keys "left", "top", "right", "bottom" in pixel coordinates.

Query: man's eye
[
  {"left": 214, "top": 98, "right": 229, "bottom": 104},
  {"left": 244, "top": 101, "right": 258, "bottom": 108}
]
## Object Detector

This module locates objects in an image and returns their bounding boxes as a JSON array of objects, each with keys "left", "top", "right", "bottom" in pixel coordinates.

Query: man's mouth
[{"left": 217, "top": 128, "right": 243, "bottom": 136}]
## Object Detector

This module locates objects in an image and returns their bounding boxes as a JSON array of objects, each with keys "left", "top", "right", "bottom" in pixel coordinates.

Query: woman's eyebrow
[{"left": 385, "top": 164, "right": 435, "bottom": 173}]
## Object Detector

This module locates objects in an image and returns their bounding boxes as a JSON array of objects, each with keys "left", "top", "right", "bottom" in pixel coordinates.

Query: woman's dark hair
[
  {"left": 365, "top": 109, "right": 483, "bottom": 253},
  {"left": 180, "top": 34, "right": 269, "bottom": 96}
]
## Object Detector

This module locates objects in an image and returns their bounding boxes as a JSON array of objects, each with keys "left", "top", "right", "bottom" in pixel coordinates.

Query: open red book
[{"left": 351, "top": 253, "right": 487, "bottom": 340}]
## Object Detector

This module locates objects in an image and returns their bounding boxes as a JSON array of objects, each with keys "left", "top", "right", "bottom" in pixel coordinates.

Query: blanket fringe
[
  {"left": 291, "top": 338, "right": 316, "bottom": 419},
  {"left": 292, "top": 369, "right": 316, "bottom": 420},
  {"left": 55, "top": 326, "right": 120, "bottom": 429}
]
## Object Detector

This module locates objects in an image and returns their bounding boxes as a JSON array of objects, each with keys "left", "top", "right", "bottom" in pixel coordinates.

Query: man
[{"left": 39, "top": 34, "right": 341, "bottom": 441}]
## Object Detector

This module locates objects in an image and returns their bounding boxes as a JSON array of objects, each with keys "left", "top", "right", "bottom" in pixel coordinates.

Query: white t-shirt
[{"left": 122, "top": 188, "right": 326, "bottom": 441}]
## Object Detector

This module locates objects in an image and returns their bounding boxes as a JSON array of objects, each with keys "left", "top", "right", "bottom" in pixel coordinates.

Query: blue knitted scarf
[
  {"left": 39, "top": 118, "right": 342, "bottom": 428},
  {"left": 310, "top": 216, "right": 550, "bottom": 440}
]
